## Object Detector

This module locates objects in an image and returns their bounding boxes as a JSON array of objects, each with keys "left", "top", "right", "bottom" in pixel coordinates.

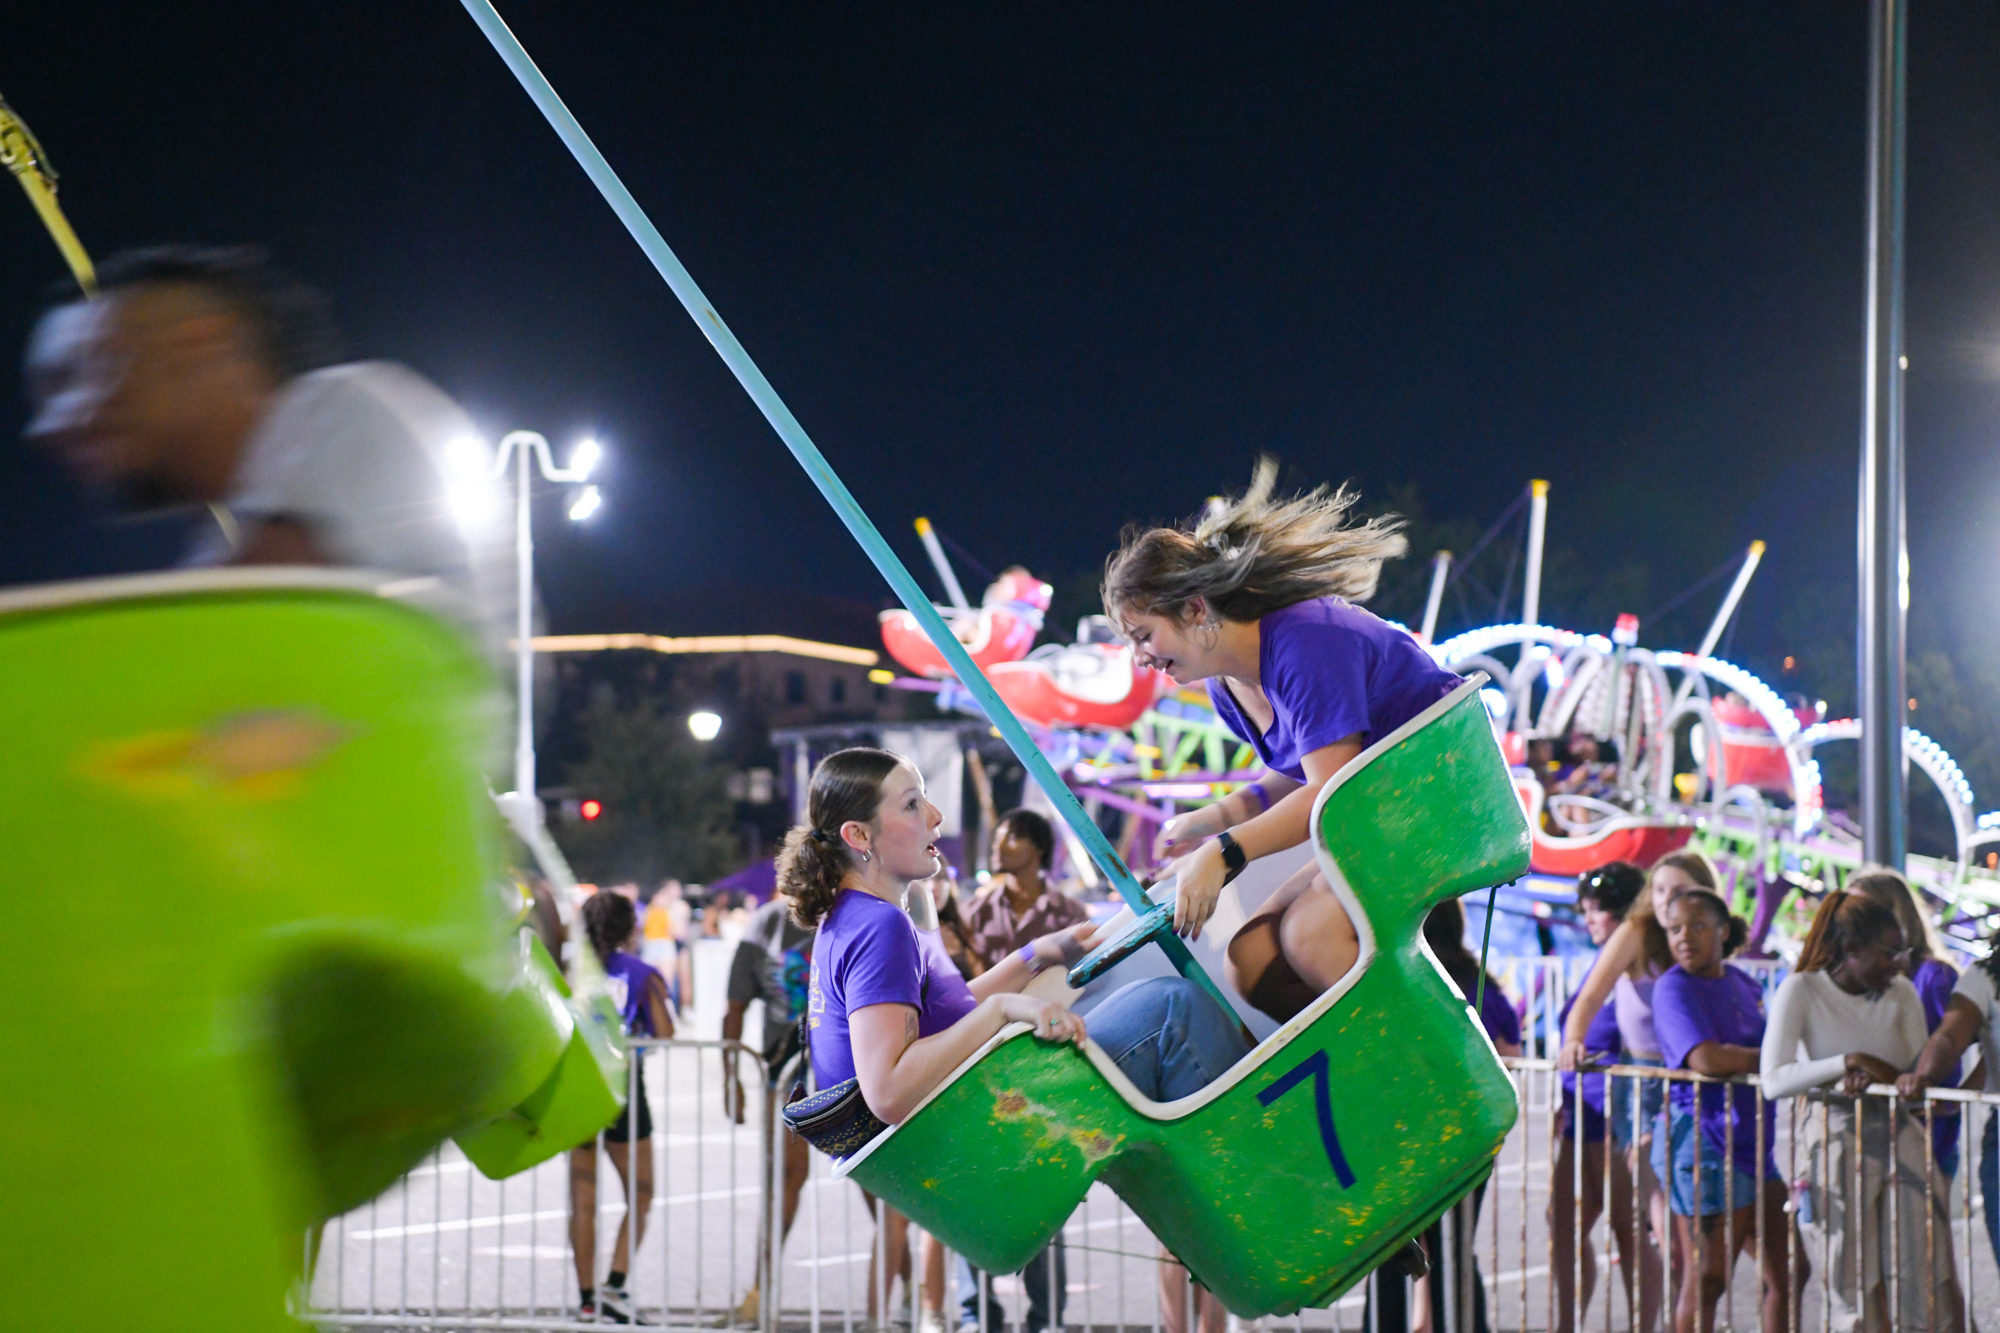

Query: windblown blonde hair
[{"left": 1101, "top": 457, "right": 1409, "bottom": 626}]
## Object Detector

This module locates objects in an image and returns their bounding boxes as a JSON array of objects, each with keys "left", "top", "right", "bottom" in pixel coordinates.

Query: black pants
[
  {"left": 959, "top": 1237, "right": 1065, "bottom": 1333},
  {"left": 1365, "top": 1184, "right": 1488, "bottom": 1333}
]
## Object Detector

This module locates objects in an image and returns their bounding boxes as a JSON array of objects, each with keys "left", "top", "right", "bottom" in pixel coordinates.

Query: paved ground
[{"left": 307, "top": 939, "right": 2000, "bottom": 1331}]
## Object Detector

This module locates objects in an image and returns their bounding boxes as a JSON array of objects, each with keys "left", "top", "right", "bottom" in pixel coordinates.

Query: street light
[
  {"left": 688, "top": 711, "right": 722, "bottom": 742},
  {"left": 486, "top": 430, "right": 605, "bottom": 806}
]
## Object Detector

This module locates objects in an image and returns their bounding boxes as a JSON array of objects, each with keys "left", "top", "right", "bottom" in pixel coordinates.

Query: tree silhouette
[{"left": 552, "top": 686, "right": 741, "bottom": 885}]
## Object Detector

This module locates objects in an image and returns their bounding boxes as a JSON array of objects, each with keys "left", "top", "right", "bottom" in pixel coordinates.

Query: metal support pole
[
  {"left": 1860, "top": 0, "right": 1909, "bottom": 870},
  {"left": 1419, "top": 550, "right": 1451, "bottom": 644},
  {"left": 1694, "top": 540, "right": 1765, "bottom": 662},
  {"left": 514, "top": 437, "right": 536, "bottom": 799},
  {"left": 915, "top": 517, "right": 970, "bottom": 610},
  {"left": 1520, "top": 481, "right": 1548, "bottom": 628},
  {"left": 458, "top": 0, "right": 1240, "bottom": 1021},
  {"left": 1670, "top": 540, "right": 1766, "bottom": 711}
]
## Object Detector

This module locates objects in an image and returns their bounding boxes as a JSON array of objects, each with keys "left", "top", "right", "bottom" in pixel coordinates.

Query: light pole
[
  {"left": 1859, "top": 0, "right": 1909, "bottom": 870},
  {"left": 489, "top": 429, "right": 603, "bottom": 805}
]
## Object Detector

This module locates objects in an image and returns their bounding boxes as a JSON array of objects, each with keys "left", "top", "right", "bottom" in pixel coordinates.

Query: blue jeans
[{"left": 1089, "top": 977, "right": 1254, "bottom": 1103}]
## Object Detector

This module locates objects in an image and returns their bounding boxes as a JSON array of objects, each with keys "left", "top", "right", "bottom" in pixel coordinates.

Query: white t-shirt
[
  {"left": 1759, "top": 969, "right": 1930, "bottom": 1100},
  {"left": 187, "top": 361, "right": 510, "bottom": 642},
  {"left": 1951, "top": 964, "right": 2000, "bottom": 1092}
]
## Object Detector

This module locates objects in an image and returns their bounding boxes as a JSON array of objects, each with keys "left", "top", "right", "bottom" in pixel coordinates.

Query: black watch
[{"left": 1215, "top": 830, "right": 1248, "bottom": 883}]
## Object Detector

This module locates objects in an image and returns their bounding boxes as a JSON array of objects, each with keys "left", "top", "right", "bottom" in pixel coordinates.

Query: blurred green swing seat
[
  {"left": 840, "top": 675, "right": 1530, "bottom": 1318},
  {"left": 0, "top": 569, "right": 620, "bottom": 1333}
]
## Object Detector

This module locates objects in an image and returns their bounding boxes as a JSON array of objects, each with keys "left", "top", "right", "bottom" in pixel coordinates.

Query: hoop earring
[
  {"left": 1193, "top": 617, "right": 1220, "bottom": 653},
  {"left": 860, "top": 851, "right": 871, "bottom": 863}
]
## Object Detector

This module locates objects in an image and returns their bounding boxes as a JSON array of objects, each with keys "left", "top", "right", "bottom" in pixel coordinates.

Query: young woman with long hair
[
  {"left": 1100, "top": 458, "right": 1465, "bottom": 1021},
  {"left": 569, "top": 891, "right": 674, "bottom": 1325},
  {"left": 1761, "top": 890, "right": 1961, "bottom": 1330},
  {"left": 781, "top": 748, "right": 1252, "bottom": 1128},
  {"left": 1847, "top": 866, "right": 1963, "bottom": 1176}
]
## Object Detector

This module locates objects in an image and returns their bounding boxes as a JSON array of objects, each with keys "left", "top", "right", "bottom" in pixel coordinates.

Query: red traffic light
[{"left": 579, "top": 799, "right": 603, "bottom": 821}]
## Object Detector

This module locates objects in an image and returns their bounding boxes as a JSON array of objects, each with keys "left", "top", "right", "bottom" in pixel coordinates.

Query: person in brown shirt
[{"left": 963, "top": 809, "right": 1091, "bottom": 968}]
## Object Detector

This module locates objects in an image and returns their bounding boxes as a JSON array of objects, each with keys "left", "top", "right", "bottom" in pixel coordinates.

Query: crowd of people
[{"left": 1539, "top": 851, "right": 1998, "bottom": 1333}]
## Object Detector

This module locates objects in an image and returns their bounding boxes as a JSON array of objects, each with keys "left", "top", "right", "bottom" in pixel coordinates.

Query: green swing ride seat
[
  {"left": 0, "top": 570, "right": 622, "bottom": 1333},
  {"left": 840, "top": 676, "right": 1530, "bottom": 1317}
]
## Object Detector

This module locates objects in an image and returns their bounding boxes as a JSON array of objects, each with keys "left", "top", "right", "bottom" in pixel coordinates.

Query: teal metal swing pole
[{"left": 456, "top": 0, "right": 1231, "bottom": 1008}]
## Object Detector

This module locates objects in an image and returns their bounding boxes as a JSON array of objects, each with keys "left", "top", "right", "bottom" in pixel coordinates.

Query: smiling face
[
  {"left": 1664, "top": 896, "right": 1727, "bottom": 976},
  {"left": 1837, "top": 923, "right": 1909, "bottom": 997},
  {"left": 1116, "top": 601, "right": 1226, "bottom": 685},
  {"left": 854, "top": 761, "right": 944, "bottom": 882}
]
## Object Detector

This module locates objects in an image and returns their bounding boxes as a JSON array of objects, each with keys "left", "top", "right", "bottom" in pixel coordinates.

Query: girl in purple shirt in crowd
[
  {"left": 1651, "top": 890, "right": 1802, "bottom": 1333},
  {"left": 571, "top": 892, "right": 675, "bottom": 1325},
  {"left": 1848, "top": 867, "right": 1964, "bottom": 1176},
  {"left": 1101, "top": 458, "right": 1463, "bottom": 1023}
]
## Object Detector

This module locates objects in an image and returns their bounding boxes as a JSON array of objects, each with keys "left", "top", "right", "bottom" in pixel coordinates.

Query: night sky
[{"left": 4, "top": 5, "right": 1999, "bottom": 679}]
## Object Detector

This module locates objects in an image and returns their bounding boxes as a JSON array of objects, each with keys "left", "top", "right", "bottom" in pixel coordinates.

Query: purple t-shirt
[
  {"left": 603, "top": 951, "right": 664, "bottom": 1038},
  {"left": 807, "top": 889, "right": 978, "bottom": 1087},
  {"left": 1478, "top": 982, "right": 1522, "bottom": 1049},
  {"left": 1913, "top": 957, "right": 1962, "bottom": 1162},
  {"left": 1205, "top": 598, "right": 1461, "bottom": 782},
  {"left": 1558, "top": 990, "right": 1621, "bottom": 1113},
  {"left": 1654, "top": 964, "right": 1772, "bottom": 1176}
]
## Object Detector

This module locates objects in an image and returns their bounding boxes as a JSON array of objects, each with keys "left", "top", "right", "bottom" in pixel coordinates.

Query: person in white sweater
[{"left": 1760, "top": 891, "right": 1964, "bottom": 1332}]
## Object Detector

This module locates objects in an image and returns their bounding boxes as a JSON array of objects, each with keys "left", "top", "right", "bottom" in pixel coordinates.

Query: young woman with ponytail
[
  {"left": 1651, "top": 889, "right": 1800, "bottom": 1333},
  {"left": 1848, "top": 866, "right": 1963, "bottom": 1175},
  {"left": 1101, "top": 458, "right": 1464, "bottom": 1022},
  {"left": 1760, "top": 889, "right": 1962, "bottom": 1330},
  {"left": 784, "top": 748, "right": 1254, "bottom": 1131},
  {"left": 568, "top": 891, "right": 674, "bottom": 1324}
]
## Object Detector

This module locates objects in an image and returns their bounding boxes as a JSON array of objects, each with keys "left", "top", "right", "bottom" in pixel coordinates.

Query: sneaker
[
  {"left": 597, "top": 1284, "right": 642, "bottom": 1325},
  {"left": 578, "top": 1297, "right": 599, "bottom": 1323},
  {"left": 919, "top": 1313, "right": 947, "bottom": 1333}
]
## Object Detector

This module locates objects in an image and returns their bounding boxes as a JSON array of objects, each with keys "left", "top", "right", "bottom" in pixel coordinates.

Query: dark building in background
[{"left": 538, "top": 585, "right": 938, "bottom": 868}]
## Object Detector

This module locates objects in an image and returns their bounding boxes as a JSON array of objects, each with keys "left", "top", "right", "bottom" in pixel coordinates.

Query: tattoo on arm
[{"left": 904, "top": 1010, "right": 919, "bottom": 1043}]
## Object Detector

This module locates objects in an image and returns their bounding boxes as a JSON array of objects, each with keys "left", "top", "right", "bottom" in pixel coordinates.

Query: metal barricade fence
[
  {"left": 1504, "top": 1057, "right": 2000, "bottom": 1333},
  {"left": 305, "top": 1041, "right": 2000, "bottom": 1332}
]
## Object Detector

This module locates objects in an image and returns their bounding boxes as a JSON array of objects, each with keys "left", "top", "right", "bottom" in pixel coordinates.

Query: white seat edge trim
[{"left": 0, "top": 566, "right": 426, "bottom": 617}]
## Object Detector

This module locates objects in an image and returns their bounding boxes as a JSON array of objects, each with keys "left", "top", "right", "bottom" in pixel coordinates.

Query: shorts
[
  {"left": 1605, "top": 1053, "right": 1666, "bottom": 1149},
  {"left": 1557, "top": 1087, "right": 1609, "bottom": 1145},
  {"left": 603, "top": 1069, "right": 653, "bottom": 1143},
  {"left": 763, "top": 1025, "right": 803, "bottom": 1091},
  {"left": 1650, "top": 1104, "right": 1774, "bottom": 1217}
]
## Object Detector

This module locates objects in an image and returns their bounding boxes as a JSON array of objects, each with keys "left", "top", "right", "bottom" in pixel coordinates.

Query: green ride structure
[{"left": 0, "top": 571, "right": 627, "bottom": 1333}]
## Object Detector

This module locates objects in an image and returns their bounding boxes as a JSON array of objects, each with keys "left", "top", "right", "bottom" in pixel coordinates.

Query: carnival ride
[
  {"left": 15, "top": 1, "right": 1993, "bottom": 1323},
  {"left": 843, "top": 678, "right": 1529, "bottom": 1314},
  {"left": 3, "top": 89, "right": 629, "bottom": 1333},
  {"left": 1, "top": 571, "right": 627, "bottom": 1333}
]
